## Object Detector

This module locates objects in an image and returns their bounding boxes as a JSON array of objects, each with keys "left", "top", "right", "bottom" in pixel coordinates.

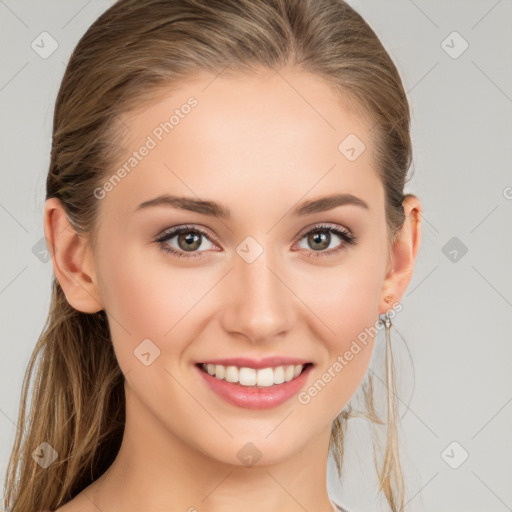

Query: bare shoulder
[
  {"left": 39, "top": 504, "right": 84, "bottom": 512},
  {"left": 41, "top": 493, "right": 93, "bottom": 512},
  {"left": 38, "top": 505, "right": 76, "bottom": 512}
]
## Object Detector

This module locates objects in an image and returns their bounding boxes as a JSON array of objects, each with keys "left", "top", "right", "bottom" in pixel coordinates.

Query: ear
[
  {"left": 379, "top": 194, "right": 422, "bottom": 314},
  {"left": 43, "top": 197, "right": 104, "bottom": 313}
]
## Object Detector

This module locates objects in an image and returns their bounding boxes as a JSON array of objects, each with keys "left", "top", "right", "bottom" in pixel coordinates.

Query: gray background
[{"left": 1, "top": 1, "right": 511, "bottom": 511}]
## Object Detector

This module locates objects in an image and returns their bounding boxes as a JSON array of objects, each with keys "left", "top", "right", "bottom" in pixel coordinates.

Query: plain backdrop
[{"left": 1, "top": 1, "right": 511, "bottom": 511}]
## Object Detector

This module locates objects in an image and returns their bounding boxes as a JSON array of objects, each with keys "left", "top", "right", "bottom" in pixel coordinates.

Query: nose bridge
[{"left": 220, "top": 245, "right": 295, "bottom": 343}]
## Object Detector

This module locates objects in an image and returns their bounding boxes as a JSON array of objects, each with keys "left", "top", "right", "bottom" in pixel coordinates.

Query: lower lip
[{"left": 196, "top": 364, "right": 313, "bottom": 410}]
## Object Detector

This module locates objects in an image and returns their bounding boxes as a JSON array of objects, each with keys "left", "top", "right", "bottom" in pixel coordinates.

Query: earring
[
  {"left": 378, "top": 311, "right": 392, "bottom": 330},
  {"left": 379, "top": 295, "right": 393, "bottom": 336},
  {"left": 384, "top": 310, "right": 392, "bottom": 331}
]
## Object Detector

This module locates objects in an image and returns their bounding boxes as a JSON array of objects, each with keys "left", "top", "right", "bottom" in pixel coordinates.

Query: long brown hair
[{"left": 4, "top": 1, "right": 413, "bottom": 510}]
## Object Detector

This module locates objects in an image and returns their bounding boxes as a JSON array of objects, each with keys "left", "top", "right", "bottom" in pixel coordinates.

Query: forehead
[{"left": 100, "top": 68, "right": 383, "bottom": 221}]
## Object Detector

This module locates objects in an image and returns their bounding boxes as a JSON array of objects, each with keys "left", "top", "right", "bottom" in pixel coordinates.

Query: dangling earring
[
  {"left": 378, "top": 312, "right": 392, "bottom": 338},
  {"left": 384, "top": 310, "right": 392, "bottom": 343},
  {"left": 383, "top": 295, "right": 392, "bottom": 342},
  {"left": 380, "top": 295, "right": 393, "bottom": 343},
  {"left": 379, "top": 295, "right": 393, "bottom": 343},
  {"left": 380, "top": 303, "right": 395, "bottom": 419}
]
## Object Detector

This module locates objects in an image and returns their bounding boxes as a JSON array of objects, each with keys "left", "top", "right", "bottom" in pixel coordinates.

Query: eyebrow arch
[{"left": 135, "top": 192, "right": 369, "bottom": 219}]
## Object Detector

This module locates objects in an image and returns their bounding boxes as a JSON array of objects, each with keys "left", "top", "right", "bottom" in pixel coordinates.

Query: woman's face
[{"left": 90, "top": 68, "right": 392, "bottom": 466}]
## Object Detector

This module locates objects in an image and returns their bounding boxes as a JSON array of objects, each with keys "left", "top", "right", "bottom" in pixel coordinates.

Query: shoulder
[
  {"left": 40, "top": 494, "right": 91, "bottom": 512},
  {"left": 39, "top": 505, "right": 84, "bottom": 512}
]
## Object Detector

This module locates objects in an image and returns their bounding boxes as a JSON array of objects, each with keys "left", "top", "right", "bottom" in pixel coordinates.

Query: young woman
[{"left": 4, "top": 1, "right": 422, "bottom": 511}]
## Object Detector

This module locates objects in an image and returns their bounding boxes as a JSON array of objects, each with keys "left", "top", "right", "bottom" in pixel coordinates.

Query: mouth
[
  {"left": 196, "top": 362, "right": 314, "bottom": 388},
  {"left": 195, "top": 360, "right": 314, "bottom": 409}
]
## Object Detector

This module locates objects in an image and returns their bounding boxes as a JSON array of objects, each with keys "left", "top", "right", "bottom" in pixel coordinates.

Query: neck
[{"left": 81, "top": 384, "right": 337, "bottom": 512}]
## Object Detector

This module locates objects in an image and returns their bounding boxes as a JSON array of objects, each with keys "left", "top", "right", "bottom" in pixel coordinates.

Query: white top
[{"left": 331, "top": 500, "right": 350, "bottom": 512}]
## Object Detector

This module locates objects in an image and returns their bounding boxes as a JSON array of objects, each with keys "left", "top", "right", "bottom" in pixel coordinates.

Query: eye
[
  {"left": 155, "top": 225, "right": 217, "bottom": 259},
  {"left": 155, "top": 223, "right": 357, "bottom": 260},
  {"left": 294, "top": 223, "right": 357, "bottom": 258}
]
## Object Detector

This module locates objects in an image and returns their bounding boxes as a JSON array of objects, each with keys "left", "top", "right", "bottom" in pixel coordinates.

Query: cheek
[
  {"left": 295, "top": 245, "right": 384, "bottom": 342},
  {"left": 293, "top": 248, "right": 384, "bottom": 410},
  {"left": 96, "top": 241, "right": 200, "bottom": 370}
]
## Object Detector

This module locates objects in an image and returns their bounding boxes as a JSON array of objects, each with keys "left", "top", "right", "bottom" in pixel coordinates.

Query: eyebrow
[{"left": 135, "top": 192, "right": 369, "bottom": 219}]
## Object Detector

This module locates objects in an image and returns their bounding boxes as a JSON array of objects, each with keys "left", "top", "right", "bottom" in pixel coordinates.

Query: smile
[
  {"left": 195, "top": 360, "right": 314, "bottom": 410},
  {"left": 199, "top": 362, "right": 313, "bottom": 387}
]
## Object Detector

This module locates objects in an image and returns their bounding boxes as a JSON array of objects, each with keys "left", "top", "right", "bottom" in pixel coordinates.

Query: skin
[{"left": 44, "top": 67, "right": 421, "bottom": 512}]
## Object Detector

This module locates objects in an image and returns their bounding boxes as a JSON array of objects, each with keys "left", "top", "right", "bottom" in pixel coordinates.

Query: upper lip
[{"left": 197, "top": 357, "right": 313, "bottom": 369}]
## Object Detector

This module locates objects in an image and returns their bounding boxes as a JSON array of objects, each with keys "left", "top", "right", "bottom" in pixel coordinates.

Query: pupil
[
  {"left": 309, "top": 231, "right": 329, "bottom": 250},
  {"left": 179, "top": 232, "right": 200, "bottom": 251}
]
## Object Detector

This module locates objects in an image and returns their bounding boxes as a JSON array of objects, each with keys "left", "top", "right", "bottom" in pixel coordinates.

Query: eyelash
[{"left": 155, "top": 223, "right": 357, "bottom": 260}]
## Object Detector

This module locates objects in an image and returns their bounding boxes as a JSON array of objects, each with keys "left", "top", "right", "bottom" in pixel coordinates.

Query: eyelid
[
  {"left": 156, "top": 224, "right": 219, "bottom": 245},
  {"left": 291, "top": 222, "right": 356, "bottom": 256},
  {"left": 293, "top": 221, "right": 351, "bottom": 240},
  {"left": 155, "top": 222, "right": 356, "bottom": 258}
]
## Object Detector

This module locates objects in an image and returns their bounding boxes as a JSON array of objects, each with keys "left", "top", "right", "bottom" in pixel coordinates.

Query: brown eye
[
  {"left": 176, "top": 231, "right": 202, "bottom": 251},
  {"left": 156, "top": 225, "right": 216, "bottom": 258},
  {"left": 307, "top": 231, "right": 331, "bottom": 251},
  {"left": 296, "top": 224, "right": 357, "bottom": 258}
]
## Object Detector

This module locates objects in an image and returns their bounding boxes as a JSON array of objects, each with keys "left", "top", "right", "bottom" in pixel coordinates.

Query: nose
[{"left": 219, "top": 248, "right": 297, "bottom": 345}]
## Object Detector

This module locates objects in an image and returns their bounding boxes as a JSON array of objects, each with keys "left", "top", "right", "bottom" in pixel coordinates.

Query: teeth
[
  {"left": 257, "top": 367, "right": 274, "bottom": 387},
  {"left": 225, "top": 365, "right": 238, "bottom": 383},
  {"left": 215, "top": 364, "right": 225, "bottom": 379},
  {"left": 271, "top": 366, "right": 284, "bottom": 384},
  {"left": 201, "top": 363, "right": 306, "bottom": 387},
  {"left": 239, "top": 367, "right": 256, "bottom": 386}
]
